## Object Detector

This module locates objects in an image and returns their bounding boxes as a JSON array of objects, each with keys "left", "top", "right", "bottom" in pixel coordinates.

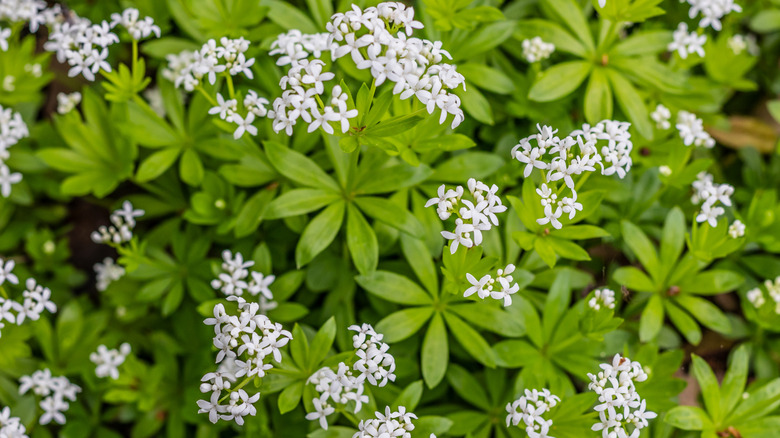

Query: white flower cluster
[
  {"left": 682, "top": 0, "right": 742, "bottom": 31},
  {"left": 43, "top": 13, "right": 118, "bottom": 81},
  {"left": 0, "top": 260, "right": 57, "bottom": 339},
  {"left": 109, "top": 8, "right": 160, "bottom": 41},
  {"left": 94, "top": 257, "right": 125, "bottom": 292},
  {"left": 56, "top": 91, "right": 82, "bottom": 115},
  {"left": 676, "top": 110, "right": 715, "bottom": 148},
  {"left": 163, "top": 37, "right": 256, "bottom": 92},
  {"left": 728, "top": 219, "right": 745, "bottom": 238},
  {"left": 90, "top": 343, "right": 131, "bottom": 380},
  {"left": 210, "top": 250, "right": 276, "bottom": 313},
  {"left": 728, "top": 34, "right": 758, "bottom": 56},
  {"left": 668, "top": 23, "right": 706, "bottom": 59},
  {"left": 0, "top": 105, "right": 29, "bottom": 199},
  {"left": 691, "top": 171, "right": 733, "bottom": 227},
  {"left": 425, "top": 178, "right": 507, "bottom": 254},
  {"left": 305, "top": 324, "right": 396, "bottom": 430},
  {"left": 506, "top": 388, "right": 560, "bottom": 438},
  {"left": 90, "top": 201, "right": 144, "bottom": 245},
  {"left": 208, "top": 91, "right": 269, "bottom": 139},
  {"left": 650, "top": 104, "right": 671, "bottom": 130},
  {"left": 0, "top": 406, "right": 27, "bottom": 438},
  {"left": 355, "top": 406, "right": 431, "bottom": 438},
  {"left": 588, "top": 355, "right": 656, "bottom": 438},
  {"left": 18, "top": 369, "right": 81, "bottom": 425},
  {"left": 269, "top": 30, "right": 332, "bottom": 66},
  {"left": 522, "top": 37, "right": 555, "bottom": 63},
  {"left": 306, "top": 363, "right": 368, "bottom": 429},
  {"left": 512, "top": 121, "right": 633, "bottom": 229},
  {"left": 746, "top": 276, "right": 780, "bottom": 313},
  {"left": 0, "top": 27, "right": 10, "bottom": 52},
  {"left": 199, "top": 296, "right": 291, "bottom": 425},
  {"left": 0, "top": 0, "right": 59, "bottom": 32},
  {"left": 465, "top": 264, "right": 519, "bottom": 306},
  {"left": 589, "top": 288, "right": 616, "bottom": 311},
  {"left": 326, "top": 2, "right": 466, "bottom": 129}
]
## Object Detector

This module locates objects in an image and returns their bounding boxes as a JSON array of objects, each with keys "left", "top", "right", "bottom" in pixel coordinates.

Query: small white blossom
[
  {"left": 56, "top": 92, "right": 82, "bottom": 115},
  {"left": 506, "top": 388, "right": 560, "bottom": 438},
  {"left": 91, "top": 201, "right": 144, "bottom": 245},
  {"left": 682, "top": 0, "right": 742, "bottom": 31},
  {"left": 94, "top": 257, "right": 125, "bottom": 291},
  {"left": 747, "top": 287, "right": 765, "bottom": 309},
  {"left": 691, "top": 172, "right": 732, "bottom": 227},
  {"left": 659, "top": 165, "right": 672, "bottom": 177},
  {"left": 589, "top": 288, "right": 616, "bottom": 310},
  {"left": 728, "top": 34, "right": 759, "bottom": 56},
  {"left": 668, "top": 23, "right": 706, "bottom": 59},
  {"left": 522, "top": 37, "right": 555, "bottom": 62},
  {"left": 677, "top": 111, "right": 715, "bottom": 148},
  {"left": 354, "top": 406, "right": 424, "bottom": 438},
  {"left": 651, "top": 104, "right": 671, "bottom": 130},
  {"left": 465, "top": 264, "right": 518, "bottom": 306},
  {"left": 19, "top": 369, "right": 81, "bottom": 426},
  {"left": 110, "top": 8, "right": 161, "bottom": 40},
  {"left": 0, "top": 406, "right": 28, "bottom": 438},
  {"left": 728, "top": 220, "right": 745, "bottom": 238},
  {"left": 90, "top": 343, "right": 132, "bottom": 379}
]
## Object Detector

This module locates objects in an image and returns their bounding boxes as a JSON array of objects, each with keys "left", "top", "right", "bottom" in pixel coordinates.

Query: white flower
[
  {"left": 208, "top": 93, "right": 237, "bottom": 120},
  {"left": 0, "top": 164, "right": 21, "bottom": 199},
  {"left": 350, "top": 323, "right": 396, "bottom": 387},
  {"left": 691, "top": 172, "right": 732, "bottom": 227},
  {"left": 18, "top": 370, "right": 80, "bottom": 426},
  {"left": 588, "top": 355, "right": 654, "bottom": 438},
  {"left": 589, "top": 289, "right": 616, "bottom": 310},
  {"left": 232, "top": 112, "right": 258, "bottom": 139},
  {"left": 110, "top": 8, "right": 161, "bottom": 40},
  {"left": 747, "top": 288, "right": 765, "bottom": 308},
  {"left": 441, "top": 218, "right": 475, "bottom": 254},
  {"left": 650, "top": 104, "right": 671, "bottom": 130},
  {"left": 354, "top": 406, "right": 420, "bottom": 438},
  {"left": 682, "top": 0, "right": 742, "bottom": 30},
  {"left": 90, "top": 343, "right": 131, "bottom": 380},
  {"left": 668, "top": 23, "right": 706, "bottom": 59},
  {"left": 91, "top": 201, "right": 143, "bottom": 245},
  {"left": 56, "top": 92, "right": 82, "bottom": 115},
  {"left": 676, "top": 110, "right": 715, "bottom": 148},
  {"left": 94, "top": 257, "right": 125, "bottom": 291},
  {"left": 728, "top": 34, "right": 759, "bottom": 56},
  {"left": 522, "top": 37, "right": 555, "bottom": 62},
  {"left": 659, "top": 165, "right": 672, "bottom": 176},
  {"left": 728, "top": 220, "right": 745, "bottom": 238},
  {"left": 0, "top": 27, "right": 10, "bottom": 51},
  {"left": 0, "top": 258, "right": 18, "bottom": 286},
  {"left": 506, "top": 388, "right": 560, "bottom": 438},
  {"left": 305, "top": 397, "right": 336, "bottom": 430}
]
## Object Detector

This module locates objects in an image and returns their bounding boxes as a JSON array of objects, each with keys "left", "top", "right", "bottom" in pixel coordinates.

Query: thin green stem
[
  {"left": 574, "top": 172, "right": 592, "bottom": 192},
  {"left": 0, "top": 286, "right": 8, "bottom": 300},
  {"left": 219, "top": 375, "right": 253, "bottom": 404},
  {"left": 132, "top": 40, "right": 139, "bottom": 77},
  {"left": 196, "top": 86, "right": 219, "bottom": 106},
  {"left": 225, "top": 73, "right": 236, "bottom": 100}
]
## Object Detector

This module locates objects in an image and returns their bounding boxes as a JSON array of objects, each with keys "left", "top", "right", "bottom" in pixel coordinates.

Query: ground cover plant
[{"left": 0, "top": 0, "right": 779, "bottom": 437}]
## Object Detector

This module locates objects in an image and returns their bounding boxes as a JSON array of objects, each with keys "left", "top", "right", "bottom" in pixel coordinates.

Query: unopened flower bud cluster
[
  {"left": 0, "top": 259, "right": 57, "bottom": 339},
  {"left": 505, "top": 388, "right": 560, "bottom": 438},
  {"left": 90, "top": 201, "right": 144, "bottom": 245},
  {"left": 199, "top": 296, "right": 291, "bottom": 425},
  {"left": 425, "top": 178, "right": 507, "bottom": 254},
  {"left": 465, "top": 264, "right": 519, "bottom": 307},
  {"left": 210, "top": 250, "right": 277, "bottom": 313},
  {"left": 522, "top": 37, "right": 555, "bottom": 62},
  {"left": 651, "top": 104, "right": 671, "bottom": 130},
  {"left": 746, "top": 276, "right": 780, "bottom": 314},
  {"left": 18, "top": 369, "right": 81, "bottom": 425},
  {"left": 354, "top": 406, "right": 434, "bottom": 438},
  {"left": 326, "top": 2, "right": 465, "bottom": 129},
  {"left": 512, "top": 121, "right": 633, "bottom": 229},
  {"left": 0, "top": 105, "right": 29, "bottom": 199},
  {"left": 691, "top": 171, "right": 734, "bottom": 227},
  {"left": 589, "top": 288, "right": 616, "bottom": 311},
  {"left": 306, "top": 324, "right": 397, "bottom": 430},
  {"left": 90, "top": 343, "right": 132, "bottom": 380},
  {"left": 94, "top": 257, "right": 125, "bottom": 292},
  {"left": 728, "top": 34, "right": 759, "bottom": 56},
  {"left": 0, "top": 406, "right": 27, "bottom": 438},
  {"left": 589, "top": 354, "right": 656, "bottom": 438}
]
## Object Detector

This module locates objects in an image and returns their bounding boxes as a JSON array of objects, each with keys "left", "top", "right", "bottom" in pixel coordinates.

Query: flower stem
[
  {"left": 0, "top": 286, "right": 8, "bottom": 300},
  {"left": 219, "top": 375, "right": 253, "bottom": 404},
  {"left": 132, "top": 40, "right": 139, "bottom": 77},
  {"left": 196, "top": 86, "right": 218, "bottom": 106},
  {"left": 225, "top": 73, "right": 236, "bottom": 100}
]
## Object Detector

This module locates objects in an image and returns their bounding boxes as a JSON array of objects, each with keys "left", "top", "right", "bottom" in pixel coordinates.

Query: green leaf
[
  {"left": 542, "top": 273, "right": 571, "bottom": 342},
  {"left": 611, "top": 30, "right": 672, "bottom": 57},
  {"left": 542, "top": 0, "right": 595, "bottom": 50},
  {"left": 514, "top": 19, "right": 587, "bottom": 57},
  {"left": 678, "top": 271, "right": 743, "bottom": 295},
  {"left": 721, "top": 344, "right": 749, "bottom": 415},
  {"left": 179, "top": 148, "right": 204, "bottom": 186},
  {"left": 136, "top": 148, "right": 181, "bottom": 182},
  {"left": 290, "top": 324, "right": 309, "bottom": 369},
  {"left": 308, "top": 317, "right": 337, "bottom": 368},
  {"left": 161, "top": 281, "right": 184, "bottom": 316},
  {"left": 265, "top": 189, "right": 340, "bottom": 219},
  {"left": 675, "top": 295, "right": 731, "bottom": 334},
  {"left": 356, "top": 164, "right": 432, "bottom": 195},
  {"left": 266, "top": 0, "right": 318, "bottom": 33},
  {"left": 457, "top": 86, "right": 493, "bottom": 125},
  {"left": 392, "top": 380, "right": 424, "bottom": 411},
  {"left": 606, "top": 69, "right": 652, "bottom": 138},
  {"left": 729, "top": 378, "right": 780, "bottom": 424},
  {"left": 354, "top": 196, "right": 425, "bottom": 238},
  {"left": 123, "top": 100, "right": 181, "bottom": 146},
  {"left": 621, "top": 220, "right": 660, "bottom": 283},
  {"left": 443, "top": 312, "right": 496, "bottom": 367},
  {"left": 456, "top": 64, "right": 515, "bottom": 94},
  {"left": 265, "top": 141, "right": 340, "bottom": 193},
  {"left": 659, "top": 207, "right": 685, "bottom": 281},
  {"left": 665, "top": 300, "right": 702, "bottom": 345},
  {"left": 750, "top": 9, "right": 780, "bottom": 33},
  {"left": 278, "top": 381, "right": 304, "bottom": 414},
  {"left": 376, "top": 307, "right": 434, "bottom": 343},
  {"left": 451, "top": 20, "right": 516, "bottom": 61},
  {"left": 547, "top": 237, "right": 591, "bottom": 261},
  {"left": 295, "top": 201, "right": 346, "bottom": 268},
  {"left": 692, "top": 354, "right": 722, "bottom": 422},
  {"left": 446, "top": 364, "right": 491, "bottom": 411},
  {"left": 422, "top": 313, "right": 448, "bottom": 388},
  {"left": 346, "top": 204, "right": 378, "bottom": 275},
  {"left": 534, "top": 238, "right": 558, "bottom": 268},
  {"left": 430, "top": 152, "right": 504, "bottom": 182},
  {"left": 355, "top": 270, "right": 433, "bottom": 305},
  {"left": 665, "top": 406, "right": 711, "bottom": 430},
  {"left": 400, "top": 235, "right": 439, "bottom": 296},
  {"left": 529, "top": 61, "right": 592, "bottom": 102},
  {"left": 639, "top": 294, "right": 664, "bottom": 342},
  {"left": 584, "top": 67, "right": 613, "bottom": 124},
  {"left": 234, "top": 188, "right": 275, "bottom": 238},
  {"left": 365, "top": 113, "right": 424, "bottom": 137},
  {"left": 449, "top": 303, "right": 524, "bottom": 338}
]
